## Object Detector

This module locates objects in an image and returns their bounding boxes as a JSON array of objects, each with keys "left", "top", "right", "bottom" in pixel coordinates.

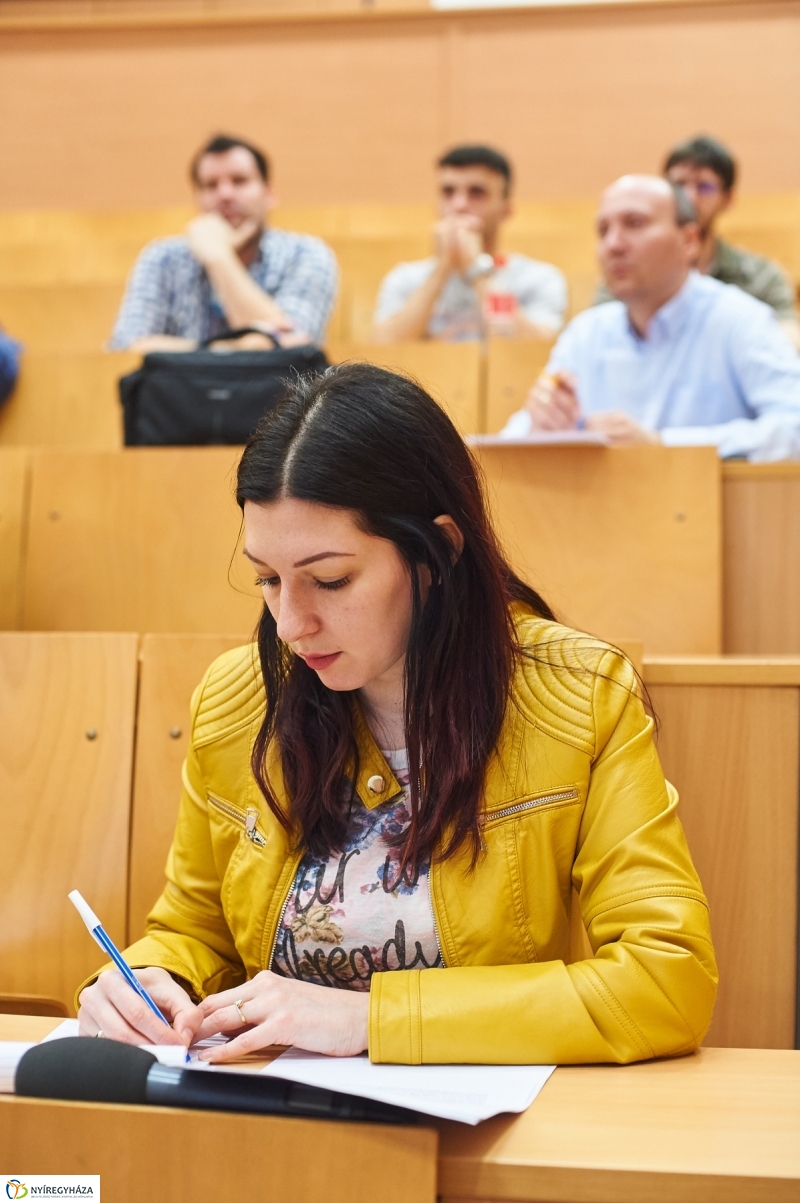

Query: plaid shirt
[{"left": 110, "top": 227, "right": 338, "bottom": 348}]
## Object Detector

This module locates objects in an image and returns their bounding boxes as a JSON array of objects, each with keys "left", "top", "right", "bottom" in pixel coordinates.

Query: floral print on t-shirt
[{"left": 271, "top": 750, "right": 443, "bottom": 991}]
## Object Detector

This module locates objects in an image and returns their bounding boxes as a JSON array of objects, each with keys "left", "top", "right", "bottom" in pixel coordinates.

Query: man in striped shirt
[{"left": 110, "top": 133, "right": 338, "bottom": 353}]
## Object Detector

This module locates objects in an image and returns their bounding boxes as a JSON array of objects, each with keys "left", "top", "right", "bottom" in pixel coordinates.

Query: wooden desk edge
[
  {"left": 437, "top": 1165, "right": 800, "bottom": 1203},
  {"left": 643, "top": 656, "right": 800, "bottom": 685}
]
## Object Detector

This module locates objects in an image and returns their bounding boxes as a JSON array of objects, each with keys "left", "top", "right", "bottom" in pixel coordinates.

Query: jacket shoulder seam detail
[{"left": 583, "top": 886, "right": 709, "bottom": 927}]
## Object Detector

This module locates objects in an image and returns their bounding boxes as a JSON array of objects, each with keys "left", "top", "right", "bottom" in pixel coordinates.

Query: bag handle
[{"left": 199, "top": 327, "right": 279, "bottom": 349}]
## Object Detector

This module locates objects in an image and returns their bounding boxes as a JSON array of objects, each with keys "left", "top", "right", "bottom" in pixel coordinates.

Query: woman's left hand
[{"left": 183, "top": 971, "right": 370, "bottom": 1062}]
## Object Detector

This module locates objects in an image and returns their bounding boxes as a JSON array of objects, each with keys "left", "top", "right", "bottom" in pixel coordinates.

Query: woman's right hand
[{"left": 78, "top": 967, "right": 197, "bottom": 1046}]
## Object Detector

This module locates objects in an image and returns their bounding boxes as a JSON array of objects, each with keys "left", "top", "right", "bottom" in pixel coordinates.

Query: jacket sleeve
[
  {"left": 74, "top": 671, "right": 247, "bottom": 1009},
  {"left": 369, "top": 653, "right": 718, "bottom": 1064}
]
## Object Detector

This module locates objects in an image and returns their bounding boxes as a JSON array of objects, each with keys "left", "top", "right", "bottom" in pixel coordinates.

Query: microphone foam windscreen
[{"left": 16, "top": 1037, "right": 157, "bottom": 1105}]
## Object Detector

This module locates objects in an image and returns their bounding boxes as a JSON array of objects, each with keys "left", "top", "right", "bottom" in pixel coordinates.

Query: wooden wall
[{"left": 0, "top": 2, "right": 799, "bottom": 213}]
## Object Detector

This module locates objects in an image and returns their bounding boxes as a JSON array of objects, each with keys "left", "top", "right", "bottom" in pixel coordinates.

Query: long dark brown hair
[{"left": 236, "top": 362, "right": 555, "bottom": 869}]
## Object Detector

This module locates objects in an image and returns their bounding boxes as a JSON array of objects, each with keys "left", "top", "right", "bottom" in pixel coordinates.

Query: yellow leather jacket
[{"left": 85, "top": 614, "right": 717, "bottom": 1064}]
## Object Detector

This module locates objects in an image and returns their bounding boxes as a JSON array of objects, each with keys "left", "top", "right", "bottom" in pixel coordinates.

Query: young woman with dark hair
[{"left": 78, "top": 363, "right": 717, "bottom": 1065}]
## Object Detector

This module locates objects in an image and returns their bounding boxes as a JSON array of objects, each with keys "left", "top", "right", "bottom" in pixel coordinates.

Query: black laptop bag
[{"left": 119, "top": 329, "right": 329, "bottom": 446}]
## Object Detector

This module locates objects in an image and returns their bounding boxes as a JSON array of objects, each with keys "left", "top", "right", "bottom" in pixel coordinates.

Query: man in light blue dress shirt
[{"left": 501, "top": 175, "right": 800, "bottom": 461}]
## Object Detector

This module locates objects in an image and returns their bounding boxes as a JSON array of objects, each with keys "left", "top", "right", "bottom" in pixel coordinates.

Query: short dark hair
[
  {"left": 664, "top": 135, "right": 736, "bottom": 193},
  {"left": 190, "top": 134, "right": 269, "bottom": 185},
  {"left": 437, "top": 144, "right": 513, "bottom": 193},
  {"left": 670, "top": 182, "right": 698, "bottom": 227}
]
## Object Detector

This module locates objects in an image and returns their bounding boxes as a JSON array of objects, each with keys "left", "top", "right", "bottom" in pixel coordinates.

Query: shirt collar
[
  {"left": 247, "top": 227, "right": 271, "bottom": 266},
  {"left": 628, "top": 270, "right": 700, "bottom": 343}
]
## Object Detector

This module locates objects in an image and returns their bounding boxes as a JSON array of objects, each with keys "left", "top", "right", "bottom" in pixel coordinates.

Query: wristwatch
[{"left": 465, "top": 252, "right": 495, "bottom": 283}]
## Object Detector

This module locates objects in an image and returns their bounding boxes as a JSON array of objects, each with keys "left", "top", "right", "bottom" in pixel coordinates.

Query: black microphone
[{"left": 15, "top": 1038, "right": 418, "bottom": 1125}]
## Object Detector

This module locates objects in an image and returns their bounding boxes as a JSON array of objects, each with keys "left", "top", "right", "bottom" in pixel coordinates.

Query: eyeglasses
[{"left": 672, "top": 178, "right": 723, "bottom": 196}]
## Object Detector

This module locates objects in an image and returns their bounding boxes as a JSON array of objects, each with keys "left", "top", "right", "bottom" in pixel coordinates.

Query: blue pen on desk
[{"left": 69, "top": 889, "right": 173, "bottom": 1031}]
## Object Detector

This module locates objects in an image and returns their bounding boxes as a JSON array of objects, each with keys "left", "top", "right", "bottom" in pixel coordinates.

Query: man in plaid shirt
[{"left": 110, "top": 134, "right": 338, "bottom": 353}]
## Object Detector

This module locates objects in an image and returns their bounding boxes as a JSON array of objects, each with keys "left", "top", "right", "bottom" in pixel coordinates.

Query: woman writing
[{"left": 77, "top": 363, "right": 717, "bottom": 1064}]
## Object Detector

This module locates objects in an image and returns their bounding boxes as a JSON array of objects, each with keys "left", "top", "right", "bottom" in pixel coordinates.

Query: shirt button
[{"left": 367, "top": 775, "right": 386, "bottom": 794}]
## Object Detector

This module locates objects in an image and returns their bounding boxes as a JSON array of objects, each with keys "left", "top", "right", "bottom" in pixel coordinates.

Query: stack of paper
[
  {"left": 261, "top": 1048, "right": 554, "bottom": 1124},
  {"left": 4, "top": 1019, "right": 556, "bottom": 1125}
]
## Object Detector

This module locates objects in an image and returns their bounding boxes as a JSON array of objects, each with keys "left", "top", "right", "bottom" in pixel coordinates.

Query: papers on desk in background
[
  {"left": 5, "top": 1019, "right": 556, "bottom": 1125},
  {"left": 468, "top": 431, "right": 610, "bottom": 447}
]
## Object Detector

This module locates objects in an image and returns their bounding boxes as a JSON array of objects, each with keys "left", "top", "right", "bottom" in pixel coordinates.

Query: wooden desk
[
  {"left": 0, "top": 448, "right": 29, "bottom": 629},
  {"left": 475, "top": 443, "right": 721, "bottom": 655},
  {"left": 22, "top": 448, "right": 263, "bottom": 634},
  {"left": 0, "top": 351, "right": 138, "bottom": 450},
  {"left": 437, "top": 1047, "right": 800, "bottom": 1203},
  {"left": 643, "top": 657, "right": 800, "bottom": 1050},
  {"left": 723, "top": 462, "right": 800, "bottom": 654},
  {"left": 2, "top": 1020, "right": 799, "bottom": 1203}
]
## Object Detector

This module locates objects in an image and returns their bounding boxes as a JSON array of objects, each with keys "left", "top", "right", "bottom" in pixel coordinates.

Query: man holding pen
[{"left": 501, "top": 175, "right": 800, "bottom": 462}]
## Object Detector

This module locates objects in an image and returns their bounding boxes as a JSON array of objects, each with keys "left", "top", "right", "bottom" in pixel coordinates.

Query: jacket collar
[{"left": 352, "top": 703, "right": 403, "bottom": 810}]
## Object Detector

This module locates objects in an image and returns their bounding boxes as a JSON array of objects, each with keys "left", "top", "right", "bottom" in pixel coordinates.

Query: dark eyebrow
[
  {"left": 293, "top": 551, "right": 355, "bottom": 568},
  {"left": 241, "top": 549, "right": 355, "bottom": 569}
]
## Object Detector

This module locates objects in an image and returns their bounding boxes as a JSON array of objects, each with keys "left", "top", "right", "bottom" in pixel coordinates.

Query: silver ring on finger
[
  {"left": 234, "top": 998, "right": 247, "bottom": 1025},
  {"left": 95, "top": 1029, "right": 105, "bottom": 1038}
]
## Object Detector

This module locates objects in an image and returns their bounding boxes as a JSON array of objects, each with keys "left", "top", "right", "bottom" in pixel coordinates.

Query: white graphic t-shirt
[{"left": 271, "top": 750, "right": 443, "bottom": 990}]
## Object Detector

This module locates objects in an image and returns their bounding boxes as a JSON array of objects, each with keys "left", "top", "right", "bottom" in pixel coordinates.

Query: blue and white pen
[{"left": 69, "top": 889, "right": 172, "bottom": 1030}]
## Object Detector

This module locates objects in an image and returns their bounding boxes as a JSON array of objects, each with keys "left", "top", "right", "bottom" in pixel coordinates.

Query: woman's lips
[{"left": 299, "top": 652, "right": 342, "bottom": 672}]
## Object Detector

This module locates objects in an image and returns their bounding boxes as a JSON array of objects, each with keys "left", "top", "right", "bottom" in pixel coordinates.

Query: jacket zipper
[
  {"left": 427, "top": 874, "right": 445, "bottom": 967},
  {"left": 486, "top": 788, "right": 579, "bottom": 823},
  {"left": 267, "top": 852, "right": 304, "bottom": 969},
  {"left": 208, "top": 793, "right": 267, "bottom": 846}
]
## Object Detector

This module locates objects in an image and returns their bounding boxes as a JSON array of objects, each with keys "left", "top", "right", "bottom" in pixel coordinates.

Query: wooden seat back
[
  {"left": 645, "top": 657, "right": 800, "bottom": 1049},
  {"left": 327, "top": 340, "right": 482, "bottom": 435},
  {"left": 485, "top": 337, "right": 555, "bottom": 433},
  {"left": 0, "top": 284, "right": 123, "bottom": 353},
  {"left": 22, "top": 448, "right": 263, "bottom": 635},
  {"left": 0, "top": 448, "right": 29, "bottom": 629},
  {"left": 0, "top": 352, "right": 137, "bottom": 449},
  {"left": 128, "top": 633, "right": 251, "bottom": 941},
  {"left": 0, "top": 632, "right": 138, "bottom": 1012},
  {"left": 475, "top": 443, "right": 722, "bottom": 655}
]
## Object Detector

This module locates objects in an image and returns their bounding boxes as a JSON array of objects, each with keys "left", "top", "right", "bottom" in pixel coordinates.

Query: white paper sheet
[
  {"left": 261, "top": 1048, "right": 555, "bottom": 1124},
  {"left": 42, "top": 1018, "right": 79, "bottom": 1041},
  {"left": 14, "top": 1018, "right": 557, "bottom": 1124},
  {"left": 0, "top": 1043, "right": 36, "bottom": 1092}
]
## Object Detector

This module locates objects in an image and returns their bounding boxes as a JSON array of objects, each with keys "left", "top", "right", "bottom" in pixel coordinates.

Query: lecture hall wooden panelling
[
  {"left": 128, "top": 632, "right": 248, "bottom": 942},
  {"left": 476, "top": 443, "right": 721, "bottom": 655},
  {"left": 22, "top": 448, "right": 264, "bottom": 635},
  {"left": 722, "top": 462, "right": 800, "bottom": 654},
  {"left": 0, "top": 2, "right": 799, "bottom": 213},
  {"left": 0, "top": 351, "right": 137, "bottom": 447},
  {"left": 0, "top": 632, "right": 138, "bottom": 1012},
  {"left": 645, "top": 658, "right": 800, "bottom": 1050},
  {"left": 0, "top": 448, "right": 29, "bottom": 629},
  {"left": 17, "top": 445, "right": 721, "bottom": 651}
]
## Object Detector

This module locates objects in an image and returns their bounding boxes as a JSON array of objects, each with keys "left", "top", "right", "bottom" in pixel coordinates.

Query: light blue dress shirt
[{"left": 502, "top": 272, "right": 800, "bottom": 460}]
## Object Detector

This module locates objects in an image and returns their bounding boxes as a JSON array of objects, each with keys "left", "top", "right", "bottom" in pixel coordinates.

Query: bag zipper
[
  {"left": 486, "top": 788, "right": 579, "bottom": 823},
  {"left": 208, "top": 793, "right": 266, "bottom": 846}
]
